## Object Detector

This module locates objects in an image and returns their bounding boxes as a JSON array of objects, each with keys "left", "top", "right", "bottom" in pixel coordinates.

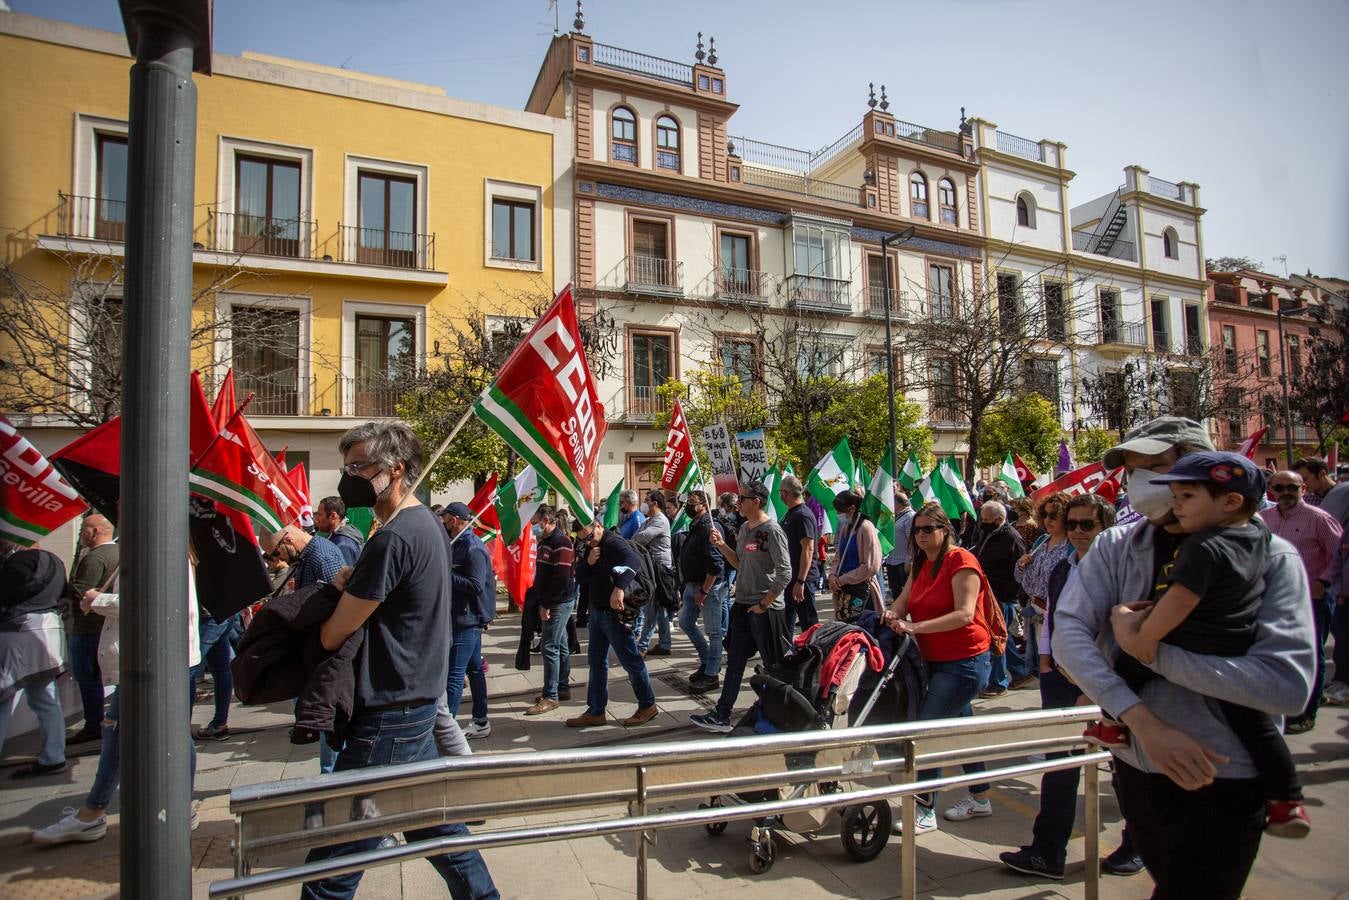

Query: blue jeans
[
  {"left": 540, "top": 599, "right": 575, "bottom": 700},
  {"left": 986, "top": 602, "right": 1029, "bottom": 689},
  {"left": 635, "top": 603, "right": 672, "bottom": 653},
  {"left": 0, "top": 676, "right": 66, "bottom": 766},
  {"left": 300, "top": 703, "right": 498, "bottom": 900},
  {"left": 585, "top": 607, "right": 655, "bottom": 714},
  {"left": 69, "top": 632, "right": 105, "bottom": 732},
  {"left": 678, "top": 582, "right": 726, "bottom": 677},
  {"left": 190, "top": 613, "right": 235, "bottom": 727},
  {"left": 1332, "top": 594, "right": 1349, "bottom": 688},
  {"left": 86, "top": 684, "right": 197, "bottom": 811},
  {"left": 1301, "top": 593, "right": 1333, "bottom": 720},
  {"left": 782, "top": 578, "right": 819, "bottom": 635},
  {"left": 917, "top": 652, "right": 992, "bottom": 805},
  {"left": 446, "top": 625, "right": 488, "bottom": 723},
  {"left": 1029, "top": 667, "right": 1083, "bottom": 865},
  {"left": 714, "top": 603, "right": 788, "bottom": 720}
]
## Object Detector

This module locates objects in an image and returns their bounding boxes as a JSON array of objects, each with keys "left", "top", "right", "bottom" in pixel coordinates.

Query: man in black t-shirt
[
  {"left": 302, "top": 422, "right": 498, "bottom": 900},
  {"left": 778, "top": 474, "right": 819, "bottom": 635}
]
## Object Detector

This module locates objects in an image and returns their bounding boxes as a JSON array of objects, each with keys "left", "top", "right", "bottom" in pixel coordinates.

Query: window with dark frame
[
  {"left": 1224, "top": 387, "right": 1244, "bottom": 439},
  {"left": 629, "top": 331, "right": 672, "bottom": 415},
  {"left": 357, "top": 171, "right": 417, "bottom": 267},
  {"left": 718, "top": 336, "right": 760, "bottom": 395},
  {"left": 87, "top": 295, "right": 123, "bottom": 416},
  {"left": 1024, "top": 356, "right": 1061, "bottom": 412},
  {"left": 1287, "top": 334, "right": 1302, "bottom": 379},
  {"left": 910, "top": 172, "right": 929, "bottom": 219},
  {"left": 1151, "top": 298, "right": 1170, "bottom": 352},
  {"left": 631, "top": 218, "right": 672, "bottom": 287},
  {"left": 867, "top": 254, "right": 896, "bottom": 312},
  {"left": 1183, "top": 304, "right": 1203, "bottom": 355},
  {"left": 95, "top": 134, "right": 128, "bottom": 241},
  {"left": 611, "top": 106, "right": 637, "bottom": 164},
  {"left": 1163, "top": 228, "right": 1178, "bottom": 259},
  {"left": 928, "top": 263, "right": 955, "bottom": 319},
  {"left": 1099, "top": 289, "right": 1120, "bottom": 343},
  {"left": 719, "top": 231, "right": 753, "bottom": 295},
  {"left": 355, "top": 314, "right": 416, "bottom": 416},
  {"left": 1256, "top": 329, "right": 1272, "bottom": 377},
  {"left": 655, "top": 115, "right": 680, "bottom": 171},
  {"left": 1016, "top": 194, "right": 1033, "bottom": 228},
  {"left": 231, "top": 304, "right": 300, "bottom": 415},
  {"left": 996, "top": 272, "right": 1021, "bottom": 334},
  {"left": 1044, "top": 281, "right": 1067, "bottom": 339},
  {"left": 1222, "top": 324, "right": 1238, "bottom": 372},
  {"left": 930, "top": 356, "right": 959, "bottom": 421},
  {"left": 236, "top": 154, "right": 302, "bottom": 257},
  {"left": 938, "top": 178, "right": 958, "bottom": 224},
  {"left": 491, "top": 198, "right": 536, "bottom": 262}
]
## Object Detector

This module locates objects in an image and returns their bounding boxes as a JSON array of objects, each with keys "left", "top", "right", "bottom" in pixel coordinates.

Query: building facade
[{"left": 0, "top": 11, "right": 570, "bottom": 565}]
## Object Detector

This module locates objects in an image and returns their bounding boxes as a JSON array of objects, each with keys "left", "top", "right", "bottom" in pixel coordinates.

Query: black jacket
[
  {"left": 677, "top": 513, "right": 726, "bottom": 585},
  {"left": 231, "top": 582, "right": 364, "bottom": 741},
  {"left": 573, "top": 529, "right": 639, "bottom": 608},
  {"left": 974, "top": 523, "right": 1025, "bottom": 606},
  {"left": 1, "top": 548, "right": 66, "bottom": 627},
  {"left": 450, "top": 528, "right": 496, "bottom": 628}
]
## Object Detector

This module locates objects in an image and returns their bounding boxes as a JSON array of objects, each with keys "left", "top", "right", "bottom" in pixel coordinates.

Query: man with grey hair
[
  {"left": 617, "top": 488, "right": 645, "bottom": 540},
  {"left": 303, "top": 421, "right": 498, "bottom": 899},
  {"left": 977, "top": 498, "right": 1031, "bottom": 698},
  {"left": 778, "top": 474, "right": 819, "bottom": 634},
  {"left": 884, "top": 490, "right": 914, "bottom": 601}
]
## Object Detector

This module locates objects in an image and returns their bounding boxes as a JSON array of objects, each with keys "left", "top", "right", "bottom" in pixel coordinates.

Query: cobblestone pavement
[{"left": 2, "top": 611, "right": 1344, "bottom": 899}]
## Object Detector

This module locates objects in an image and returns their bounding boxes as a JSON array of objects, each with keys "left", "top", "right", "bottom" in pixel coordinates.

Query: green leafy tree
[
  {"left": 652, "top": 365, "right": 777, "bottom": 479},
  {"left": 1072, "top": 426, "right": 1116, "bottom": 468},
  {"left": 1287, "top": 304, "right": 1349, "bottom": 452},
  {"left": 977, "top": 391, "right": 1062, "bottom": 472},
  {"left": 1205, "top": 256, "right": 1262, "bottom": 273},
  {"left": 775, "top": 375, "right": 933, "bottom": 472}
]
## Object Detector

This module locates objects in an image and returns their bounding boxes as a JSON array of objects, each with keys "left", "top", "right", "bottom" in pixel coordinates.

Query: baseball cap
[
  {"left": 1151, "top": 451, "right": 1267, "bottom": 501},
  {"left": 443, "top": 501, "right": 473, "bottom": 520},
  {"left": 1103, "top": 416, "right": 1214, "bottom": 470}
]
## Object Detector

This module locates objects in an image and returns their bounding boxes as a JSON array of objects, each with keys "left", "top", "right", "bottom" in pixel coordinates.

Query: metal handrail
[
  {"left": 894, "top": 119, "right": 961, "bottom": 154},
  {"left": 213, "top": 706, "right": 1109, "bottom": 899},
  {"left": 995, "top": 131, "right": 1044, "bottom": 162},
  {"left": 740, "top": 164, "right": 858, "bottom": 206},
  {"left": 591, "top": 42, "right": 694, "bottom": 86},
  {"left": 1147, "top": 176, "right": 1182, "bottom": 200}
]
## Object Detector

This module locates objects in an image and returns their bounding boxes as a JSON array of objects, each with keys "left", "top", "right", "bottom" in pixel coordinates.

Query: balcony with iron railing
[
  {"left": 1146, "top": 176, "right": 1183, "bottom": 201},
  {"left": 739, "top": 164, "right": 859, "bottom": 206},
  {"left": 865, "top": 286, "right": 913, "bottom": 320},
  {"left": 591, "top": 42, "right": 695, "bottom": 86},
  {"left": 714, "top": 267, "right": 774, "bottom": 304},
  {"left": 55, "top": 192, "right": 127, "bottom": 242},
  {"left": 929, "top": 401, "right": 965, "bottom": 425},
  {"left": 1071, "top": 230, "right": 1137, "bottom": 262},
  {"left": 206, "top": 209, "right": 318, "bottom": 260},
  {"left": 338, "top": 224, "right": 436, "bottom": 271},
  {"left": 624, "top": 383, "right": 670, "bottom": 422},
  {"left": 995, "top": 131, "right": 1045, "bottom": 163},
  {"left": 340, "top": 372, "right": 417, "bottom": 418},
  {"left": 785, "top": 274, "right": 852, "bottom": 312},
  {"left": 201, "top": 373, "right": 317, "bottom": 417},
  {"left": 1095, "top": 320, "right": 1148, "bottom": 348},
  {"left": 623, "top": 255, "right": 684, "bottom": 295},
  {"left": 894, "top": 119, "right": 962, "bottom": 155}
]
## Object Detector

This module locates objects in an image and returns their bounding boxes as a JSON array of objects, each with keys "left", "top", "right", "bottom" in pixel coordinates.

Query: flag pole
[{"left": 405, "top": 402, "right": 478, "bottom": 503}]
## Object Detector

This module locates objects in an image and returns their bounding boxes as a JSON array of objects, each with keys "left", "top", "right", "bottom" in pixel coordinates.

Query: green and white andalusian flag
[
  {"left": 853, "top": 459, "right": 869, "bottom": 493},
  {"left": 926, "top": 456, "right": 975, "bottom": 519},
  {"left": 601, "top": 477, "right": 624, "bottom": 530},
  {"left": 996, "top": 452, "right": 1027, "bottom": 498},
  {"left": 806, "top": 438, "right": 856, "bottom": 533},
  {"left": 897, "top": 452, "right": 924, "bottom": 492},
  {"left": 495, "top": 465, "right": 544, "bottom": 546},
  {"left": 762, "top": 464, "right": 783, "bottom": 521},
  {"left": 860, "top": 445, "right": 896, "bottom": 555},
  {"left": 473, "top": 285, "right": 605, "bottom": 525}
]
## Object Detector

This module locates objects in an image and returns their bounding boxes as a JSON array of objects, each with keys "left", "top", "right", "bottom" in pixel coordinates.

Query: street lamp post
[
  {"left": 1274, "top": 299, "right": 1306, "bottom": 465},
  {"left": 881, "top": 227, "right": 916, "bottom": 466}
]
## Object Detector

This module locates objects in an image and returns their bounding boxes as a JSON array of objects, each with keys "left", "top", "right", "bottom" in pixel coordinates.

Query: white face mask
[{"left": 1127, "top": 468, "right": 1174, "bottom": 521}]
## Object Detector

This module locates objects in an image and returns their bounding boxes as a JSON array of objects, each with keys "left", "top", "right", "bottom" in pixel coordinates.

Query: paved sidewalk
[{"left": 2, "top": 611, "right": 1345, "bottom": 899}]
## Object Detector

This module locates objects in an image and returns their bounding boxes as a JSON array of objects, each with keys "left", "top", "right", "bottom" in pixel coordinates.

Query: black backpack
[{"left": 619, "top": 539, "right": 659, "bottom": 627}]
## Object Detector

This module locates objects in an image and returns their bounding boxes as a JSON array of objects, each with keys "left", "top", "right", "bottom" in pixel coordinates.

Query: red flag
[
  {"left": 212, "top": 368, "right": 237, "bottom": 430},
  {"left": 497, "top": 528, "right": 536, "bottom": 610},
  {"left": 0, "top": 414, "right": 88, "bottom": 546},
  {"left": 1236, "top": 426, "right": 1268, "bottom": 460},
  {"left": 1030, "top": 462, "right": 1125, "bottom": 503},
  {"left": 49, "top": 417, "right": 121, "bottom": 523},
  {"left": 191, "top": 407, "right": 305, "bottom": 532},
  {"left": 288, "top": 462, "right": 313, "bottom": 529},
  {"left": 659, "top": 399, "right": 699, "bottom": 493},
  {"left": 1012, "top": 453, "right": 1038, "bottom": 489},
  {"left": 467, "top": 473, "right": 502, "bottom": 540},
  {"left": 1327, "top": 443, "right": 1339, "bottom": 472},
  {"left": 273, "top": 446, "right": 287, "bottom": 469},
  {"left": 472, "top": 285, "right": 607, "bottom": 523}
]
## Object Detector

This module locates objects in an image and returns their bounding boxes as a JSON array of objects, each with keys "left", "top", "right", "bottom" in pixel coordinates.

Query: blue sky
[{"left": 17, "top": 0, "right": 1349, "bottom": 276}]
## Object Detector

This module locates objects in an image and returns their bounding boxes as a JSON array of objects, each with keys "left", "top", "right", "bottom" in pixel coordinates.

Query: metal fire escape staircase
[{"left": 1088, "top": 188, "right": 1127, "bottom": 255}]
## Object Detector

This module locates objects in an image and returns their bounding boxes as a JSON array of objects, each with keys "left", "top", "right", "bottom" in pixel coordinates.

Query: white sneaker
[
  {"left": 190, "top": 804, "right": 200, "bottom": 831},
  {"left": 463, "top": 720, "right": 491, "bottom": 739},
  {"left": 944, "top": 795, "right": 993, "bottom": 821},
  {"left": 1323, "top": 682, "right": 1349, "bottom": 706},
  {"left": 891, "top": 804, "right": 938, "bottom": 835},
  {"left": 32, "top": 807, "right": 108, "bottom": 844}
]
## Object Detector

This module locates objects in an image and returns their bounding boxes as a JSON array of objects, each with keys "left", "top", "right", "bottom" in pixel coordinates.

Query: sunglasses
[
  {"left": 1269, "top": 484, "right": 1300, "bottom": 493},
  {"left": 1065, "top": 518, "right": 1099, "bottom": 532},
  {"left": 1040, "top": 511, "right": 1061, "bottom": 520},
  {"left": 737, "top": 495, "right": 758, "bottom": 503},
  {"left": 913, "top": 524, "right": 946, "bottom": 535}
]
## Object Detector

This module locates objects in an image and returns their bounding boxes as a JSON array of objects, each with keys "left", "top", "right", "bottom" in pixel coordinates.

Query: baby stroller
[{"left": 699, "top": 619, "right": 921, "bottom": 874}]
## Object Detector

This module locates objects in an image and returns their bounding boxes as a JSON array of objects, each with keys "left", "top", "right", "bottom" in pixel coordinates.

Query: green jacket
[{"left": 68, "top": 541, "right": 118, "bottom": 636}]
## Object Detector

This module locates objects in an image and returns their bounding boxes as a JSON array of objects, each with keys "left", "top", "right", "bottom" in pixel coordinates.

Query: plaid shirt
[{"left": 293, "top": 535, "right": 347, "bottom": 590}]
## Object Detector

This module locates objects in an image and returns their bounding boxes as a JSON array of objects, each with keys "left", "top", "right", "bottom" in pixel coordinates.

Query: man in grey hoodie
[
  {"left": 1054, "top": 416, "right": 1315, "bottom": 899},
  {"left": 691, "top": 480, "right": 793, "bottom": 733}
]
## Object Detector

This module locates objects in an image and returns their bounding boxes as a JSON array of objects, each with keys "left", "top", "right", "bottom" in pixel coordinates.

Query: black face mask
[
  {"left": 338, "top": 470, "right": 380, "bottom": 509},
  {"left": 686, "top": 504, "right": 701, "bottom": 517}
]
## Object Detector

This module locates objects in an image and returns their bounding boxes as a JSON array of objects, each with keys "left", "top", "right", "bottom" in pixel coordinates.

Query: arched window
[
  {"left": 910, "top": 172, "right": 929, "bottom": 219},
  {"left": 655, "top": 115, "right": 680, "bottom": 171},
  {"left": 1162, "top": 227, "right": 1178, "bottom": 259},
  {"left": 938, "top": 178, "right": 958, "bottom": 224},
  {"left": 611, "top": 106, "right": 637, "bottom": 164},
  {"left": 1016, "top": 193, "right": 1036, "bottom": 229}
]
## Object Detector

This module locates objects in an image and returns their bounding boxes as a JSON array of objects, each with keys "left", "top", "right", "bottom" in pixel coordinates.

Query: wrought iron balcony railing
[
  {"left": 1096, "top": 320, "right": 1148, "bottom": 348},
  {"left": 591, "top": 42, "right": 695, "bottom": 86},
  {"left": 202, "top": 373, "right": 316, "bottom": 417},
  {"left": 340, "top": 373, "right": 415, "bottom": 418},
  {"left": 207, "top": 209, "right": 317, "bottom": 260},
  {"left": 786, "top": 274, "right": 851, "bottom": 312},
  {"left": 623, "top": 255, "right": 684, "bottom": 294},
  {"left": 338, "top": 224, "right": 436, "bottom": 271},
  {"left": 865, "top": 286, "right": 912, "bottom": 319},
  {"left": 715, "top": 267, "right": 773, "bottom": 303},
  {"left": 1071, "top": 230, "right": 1137, "bottom": 262},
  {"left": 995, "top": 131, "right": 1045, "bottom": 162},
  {"left": 625, "top": 384, "right": 670, "bottom": 421},
  {"left": 55, "top": 192, "right": 126, "bottom": 241},
  {"left": 739, "top": 164, "right": 859, "bottom": 206}
]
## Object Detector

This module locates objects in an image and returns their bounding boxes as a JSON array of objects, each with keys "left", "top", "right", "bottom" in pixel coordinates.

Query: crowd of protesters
[{"left": 2, "top": 414, "right": 1346, "bottom": 900}]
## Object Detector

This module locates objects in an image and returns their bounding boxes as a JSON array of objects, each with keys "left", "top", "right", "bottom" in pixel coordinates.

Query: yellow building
[{"left": 0, "top": 11, "right": 571, "bottom": 562}]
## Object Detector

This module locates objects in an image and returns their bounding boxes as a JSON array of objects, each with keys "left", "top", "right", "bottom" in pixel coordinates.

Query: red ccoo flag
[
  {"left": 0, "top": 414, "right": 87, "bottom": 546},
  {"left": 1012, "top": 452, "right": 1039, "bottom": 489},
  {"left": 212, "top": 368, "right": 237, "bottom": 430},
  {"left": 1236, "top": 426, "right": 1268, "bottom": 460},
  {"left": 191, "top": 406, "right": 305, "bottom": 533},
  {"left": 467, "top": 472, "right": 502, "bottom": 540},
  {"left": 659, "top": 399, "right": 701, "bottom": 494},
  {"left": 288, "top": 462, "right": 313, "bottom": 529}
]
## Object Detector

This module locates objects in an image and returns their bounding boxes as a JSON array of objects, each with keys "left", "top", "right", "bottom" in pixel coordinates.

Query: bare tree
[{"left": 0, "top": 250, "right": 334, "bottom": 427}]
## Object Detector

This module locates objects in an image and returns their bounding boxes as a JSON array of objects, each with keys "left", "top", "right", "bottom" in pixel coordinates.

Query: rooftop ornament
[
  {"left": 867, "top": 82, "right": 877, "bottom": 109},
  {"left": 879, "top": 84, "right": 889, "bottom": 112},
  {"left": 708, "top": 36, "right": 717, "bottom": 66},
  {"left": 695, "top": 32, "right": 705, "bottom": 63},
  {"left": 573, "top": 0, "right": 585, "bottom": 33}
]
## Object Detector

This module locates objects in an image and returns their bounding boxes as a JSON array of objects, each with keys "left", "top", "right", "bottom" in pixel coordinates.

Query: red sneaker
[
  {"left": 1083, "top": 720, "right": 1130, "bottom": 748},
  {"left": 1265, "top": 801, "right": 1311, "bottom": 838}
]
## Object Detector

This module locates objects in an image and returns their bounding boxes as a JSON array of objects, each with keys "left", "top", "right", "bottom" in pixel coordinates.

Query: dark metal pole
[
  {"left": 118, "top": 10, "right": 202, "bottom": 896},
  {"left": 880, "top": 227, "right": 914, "bottom": 470},
  {"left": 1275, "top": 303, "right": 1301, "bottom": 465}
]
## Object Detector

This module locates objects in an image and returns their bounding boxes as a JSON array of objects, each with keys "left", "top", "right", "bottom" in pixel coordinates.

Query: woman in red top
[{"left": 884, "top": 502, "right": 994, "bottom": 834}]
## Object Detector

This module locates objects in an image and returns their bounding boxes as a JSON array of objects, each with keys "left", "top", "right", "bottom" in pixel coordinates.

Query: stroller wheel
[
  {"left": 749, "top": 836, "right": 776, "bottom": 874},
  {"left": 841, "top": 801, "right": 892, "bottom": 862},
  {"left": 700, "top": 798, "right": 727, "bottom": 836}
]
